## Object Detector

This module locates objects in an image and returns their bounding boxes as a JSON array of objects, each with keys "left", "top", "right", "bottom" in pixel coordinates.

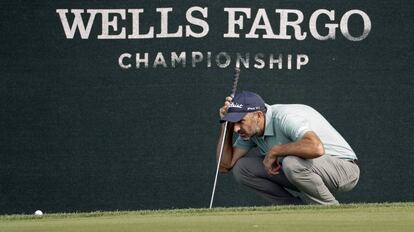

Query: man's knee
[
  {"left": 231, "top": 157, "right": 250, "bottom": 184},
  {"left": 282, "top": 156, "right": 309, "bottom": 183}
]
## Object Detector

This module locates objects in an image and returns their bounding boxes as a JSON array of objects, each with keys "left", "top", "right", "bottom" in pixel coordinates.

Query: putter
[{"left": 209, "top": 67, "right": 240, "bottom": 209}]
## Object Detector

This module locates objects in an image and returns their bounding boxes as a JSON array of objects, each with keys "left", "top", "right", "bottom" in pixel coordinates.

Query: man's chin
[{"left": 240, "top": 136, "right": 251, "bottom": 141}]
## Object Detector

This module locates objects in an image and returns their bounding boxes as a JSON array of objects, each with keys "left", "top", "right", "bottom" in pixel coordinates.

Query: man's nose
[{"left": 234, "top": 123, "right": 240, "bottom": 133}]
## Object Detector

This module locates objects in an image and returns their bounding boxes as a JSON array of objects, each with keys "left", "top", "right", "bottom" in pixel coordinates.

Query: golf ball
[{"left": 34, "top": 210, "right": 43, "bottom": 216}]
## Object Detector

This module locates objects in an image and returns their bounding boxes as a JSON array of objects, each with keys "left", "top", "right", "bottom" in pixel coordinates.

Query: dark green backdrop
[{"left": 1, "top": 0, "right": 413, "bottom": 214}]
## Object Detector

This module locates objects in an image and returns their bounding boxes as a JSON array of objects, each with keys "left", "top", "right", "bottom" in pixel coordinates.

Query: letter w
[{"left": 56, "top": 9, "right": 98, "bottom": 39}]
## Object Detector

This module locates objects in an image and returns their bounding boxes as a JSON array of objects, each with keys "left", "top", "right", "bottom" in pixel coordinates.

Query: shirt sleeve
[
  {"left": 233, "top": 136, "right": 256, "bottom": 150},
  {"left": 278, "top": 113, "right": 311, "bottom": 141}
]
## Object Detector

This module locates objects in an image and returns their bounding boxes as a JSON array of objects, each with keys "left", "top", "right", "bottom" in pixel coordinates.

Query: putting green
[{"left": 1, "top": 203, "right": 413, "bottom": 232}]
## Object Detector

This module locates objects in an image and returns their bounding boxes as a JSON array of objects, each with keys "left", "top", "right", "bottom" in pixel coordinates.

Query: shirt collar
[{"left": 263, "top": 104, "right": 274, "bottom": 137}]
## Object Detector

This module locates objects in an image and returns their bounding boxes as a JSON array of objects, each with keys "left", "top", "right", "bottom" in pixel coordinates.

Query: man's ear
[{"left": 257, "top": 111, "right": 265, "bottom": 119}]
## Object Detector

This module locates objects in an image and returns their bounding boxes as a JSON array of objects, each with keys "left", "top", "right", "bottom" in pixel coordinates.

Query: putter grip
[{"left": 230, "top": 67, "right": 240, "bottom": 97}]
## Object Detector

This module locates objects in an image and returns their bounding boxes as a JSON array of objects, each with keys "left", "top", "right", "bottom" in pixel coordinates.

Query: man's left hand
[{"left": 263, "top": 153, "right": 281, "bottom": 176}]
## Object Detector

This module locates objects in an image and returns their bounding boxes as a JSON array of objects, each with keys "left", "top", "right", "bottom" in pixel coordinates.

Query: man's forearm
[
  {"left": 268, "top": 131, "right": 325, "bottom": 160},
  {"left": 216, "top": 122, "right": 234, "bottom": 171}
]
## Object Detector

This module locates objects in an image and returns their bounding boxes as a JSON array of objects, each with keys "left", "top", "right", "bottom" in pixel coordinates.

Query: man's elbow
[
  {"left": 219, "top": 164, "right": 231, "bottom": 174},
  {"left": 305, "top": 131, "right": 325, "bottom": 157},
  {"left": 219, "top": 158, "right": 235, "bottom": 173},
  {"left": 315, "top": 142, "right": 325, "bottom": 157}
]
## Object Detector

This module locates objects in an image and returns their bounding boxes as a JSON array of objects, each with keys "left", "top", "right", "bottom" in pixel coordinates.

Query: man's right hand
[{"left": 219, "top": 96, "right": 233, "bottom": 120}]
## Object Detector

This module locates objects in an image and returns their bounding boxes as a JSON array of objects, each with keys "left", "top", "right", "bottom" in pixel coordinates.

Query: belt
[{"left": 349, "top": 159, "right": 358, "bottom": 165}]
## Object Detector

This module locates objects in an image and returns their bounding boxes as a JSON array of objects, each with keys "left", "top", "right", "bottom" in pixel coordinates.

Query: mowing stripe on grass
[{"left": 0, "top": 203, "right": 413, "bottom": 232}]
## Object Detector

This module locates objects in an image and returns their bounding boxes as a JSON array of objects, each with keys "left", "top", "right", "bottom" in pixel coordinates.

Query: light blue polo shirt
[{"left": 234, "top": 104, "right": 357, "bottom": 160}]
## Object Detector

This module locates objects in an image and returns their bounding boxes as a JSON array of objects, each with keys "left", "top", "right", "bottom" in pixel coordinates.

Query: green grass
[{"left": 1, "top": 203, "right": 413, "bottom": 232}]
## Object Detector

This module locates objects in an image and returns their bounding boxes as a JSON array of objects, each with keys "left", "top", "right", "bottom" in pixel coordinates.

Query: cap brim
[{"left": 222, "top": 112, "right": 247, "bottom": 123}]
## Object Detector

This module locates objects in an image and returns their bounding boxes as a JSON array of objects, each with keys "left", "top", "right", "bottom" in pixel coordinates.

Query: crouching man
[{"left": 217, "top": 91, "right": 360, "bottom": 205}]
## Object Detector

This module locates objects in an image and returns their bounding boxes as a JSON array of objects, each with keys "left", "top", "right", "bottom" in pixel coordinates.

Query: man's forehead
[{"left": 241, "top": 112, "right": 255, "bottom": 121}]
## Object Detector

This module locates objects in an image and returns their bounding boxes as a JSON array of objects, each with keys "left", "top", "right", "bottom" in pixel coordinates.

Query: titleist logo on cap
[{"left": 229, "top": 102, "right": 243, "bottom": 108}]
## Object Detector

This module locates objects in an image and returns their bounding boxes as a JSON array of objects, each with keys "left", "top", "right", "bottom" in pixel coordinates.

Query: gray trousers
[{"left": 232, "top": 155, "right": 360, "bottom": 205}]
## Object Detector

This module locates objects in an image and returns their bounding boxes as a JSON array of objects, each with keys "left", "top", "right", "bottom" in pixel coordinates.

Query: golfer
[{"left": 217, "top": 91, "right": 360, "bottom": 205}]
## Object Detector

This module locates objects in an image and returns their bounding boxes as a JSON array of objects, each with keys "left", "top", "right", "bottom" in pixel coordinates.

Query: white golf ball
[{"left": 34, "top": 210, "right": 43, "bottom": 216}]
